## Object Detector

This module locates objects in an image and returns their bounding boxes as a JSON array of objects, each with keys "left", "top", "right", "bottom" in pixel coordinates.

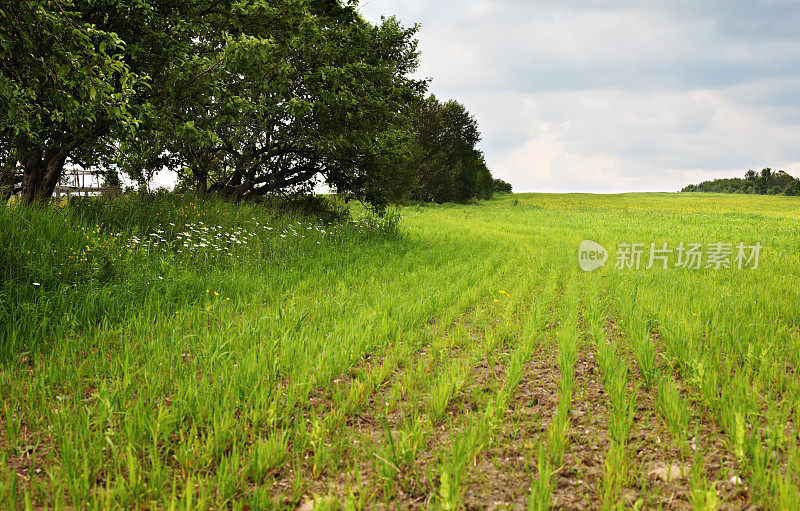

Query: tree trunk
[
  {"left": 18, "top": 122, "right": 110, "bottom": 204},
  {"left": 195, "top": 168, "right": 208, "bottom": 194},
  {"left": 20, "top": 147, "right": 70, "bottom": 205}
]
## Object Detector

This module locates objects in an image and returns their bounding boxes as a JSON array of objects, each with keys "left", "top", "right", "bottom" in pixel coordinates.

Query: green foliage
[
  {"left": 255, "top": 194, "right": 351, "bottom": 224},
  {"left": 145, "top": 3, "right": 425, "bottom": 210},
  {"left": 601, "top": 442, "right": 628, "bottom": 509},
  {"left": 493, "top": 178, "right": 513, "bottom": 194},
  {"left": 632, "top": 329, "right": 657, "bottom": 390},
  {"left": 528, "top": 445, "right": 554, "bottom": 511},
  {"left": 1, "top": 0, "right": 428, "bottom": 211},
  {"left": 401, "top": 95, "right": 496, "bottom": 204},
  {"left": 682, "top": 168, "right": 800, "bottom": 195},
  {"left": 655, "top": 376, "right": 690, "bottom": 445},
  {"left": 0, "top": 0, "right": 143, "bottom": 203}
]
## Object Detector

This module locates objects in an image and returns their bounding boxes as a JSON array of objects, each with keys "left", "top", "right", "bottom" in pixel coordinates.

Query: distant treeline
[{"left": 682, "top": 168, "right": 800, "bottom": 196}]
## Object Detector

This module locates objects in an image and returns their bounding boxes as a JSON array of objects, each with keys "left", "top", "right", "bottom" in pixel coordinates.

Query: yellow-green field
[{"left": 2, "top": 192, "right": 800, "bottom": 509}]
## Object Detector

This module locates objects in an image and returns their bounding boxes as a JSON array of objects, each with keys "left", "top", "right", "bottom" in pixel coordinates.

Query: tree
[
  {"left": 493, "top": 178, "right": 513, "bottom": 194},
  {"left": 406, "top": 96, "right": 494, "bottom": 203},
  {"left": 4, "top": 0, "right": 424, "bottom": 210},
  {"left": 774, "top": 170, "right": 795, "bottom": 192},
  {"left": 0, "top": 0, "right": 142, "bottom": 204},
  {"left": 756, "top": 167, "right": 773, "bottom": 194},
  {"left": 158, "top": 5, "right": 424, "bottom": 210},
  {"left": 89, "top": 0, "right": 423, "bottom": 211}
]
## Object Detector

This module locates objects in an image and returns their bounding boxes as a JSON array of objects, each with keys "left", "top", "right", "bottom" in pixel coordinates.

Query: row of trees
[
  {"left": 0, "top": 0, "right": 508, "bottom": 209},
  {"left": 682, "top": 168, "right": 800, "bottom": 196},
  {"left": 392, "top": 96, "right": 494, "bottom": 203}
]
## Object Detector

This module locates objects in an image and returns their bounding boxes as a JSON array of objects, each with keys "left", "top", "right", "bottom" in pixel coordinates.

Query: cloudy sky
[{"left": 359, "top": 0, "right": 800, "bottom": 193}]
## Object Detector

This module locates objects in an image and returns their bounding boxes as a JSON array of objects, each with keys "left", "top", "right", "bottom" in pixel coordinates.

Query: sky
[{"left": 358, "top": 0, "right": 800, "bottom": 193}]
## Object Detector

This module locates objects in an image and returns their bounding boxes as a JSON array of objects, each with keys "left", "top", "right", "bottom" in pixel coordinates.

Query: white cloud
[{"left": 360, "top": 0, "right": 800, "bottom": 192}]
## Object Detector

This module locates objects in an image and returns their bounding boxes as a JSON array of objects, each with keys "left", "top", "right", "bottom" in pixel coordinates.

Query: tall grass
[{"left": 0, "top": 193, "right": 395, "bottom": 361}]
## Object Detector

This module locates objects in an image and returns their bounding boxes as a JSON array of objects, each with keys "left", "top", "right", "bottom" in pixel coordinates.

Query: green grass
[{"left": 2, "top": 191, "right": 800, "bottom": 509}]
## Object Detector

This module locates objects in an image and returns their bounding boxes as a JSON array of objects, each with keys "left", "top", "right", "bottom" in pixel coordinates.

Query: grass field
[{"left": 2, "top": 192, "right": 800, "bottom": 510}]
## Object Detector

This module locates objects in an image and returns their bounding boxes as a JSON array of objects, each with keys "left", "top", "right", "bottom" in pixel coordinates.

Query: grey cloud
[{"left": 360, "top": 0, "right": 800, "bottom": 192}]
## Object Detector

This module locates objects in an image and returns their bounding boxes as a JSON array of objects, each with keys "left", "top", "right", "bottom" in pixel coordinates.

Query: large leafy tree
[
  {"left": 69, "top": 0, "right": 247, "bottom": 190},
  {"left": 150, "top": 1, "right": 424, "bottom": 210},
  {"left": 1, "top": 0, "right": 222, "bottom": 201},
  {"left": 2, "top": 0, "right": 425, "bottom": 210},
  {"left": 0, "top": 0, "right": 142, "bottom": 203}
]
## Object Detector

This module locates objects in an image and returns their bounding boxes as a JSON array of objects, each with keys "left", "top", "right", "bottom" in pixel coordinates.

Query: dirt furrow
[
  {"left": 460, "top": 344, "right": 561, "bottom": 509},
  {"left": 548, "top": 348, "right": 609, "bottom": 510},
  {"left": 605, "top": 313, "right": 752, "bottom": 510}
]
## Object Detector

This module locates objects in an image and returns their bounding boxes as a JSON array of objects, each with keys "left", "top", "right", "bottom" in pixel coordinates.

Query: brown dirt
[
  {"left": 266, "top": 300, "right": 513, "bottom": 507},
  {"left": 604, "top": 313, "right": 754, "bottom": 510},
  {"left": 257, "top": 290, "right": 757, "bottom": 510},
  {"left": 458, "top": 289, "right": 567, "bottom": 509},
  {"left": 549, "top": 350, "right": 610, "bottom": 511},
  {"left": 460, "top": 344, "right": 561, "bottom": 510}
]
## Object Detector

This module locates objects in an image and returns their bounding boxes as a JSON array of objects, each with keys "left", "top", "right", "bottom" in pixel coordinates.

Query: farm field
[{"left": 2, "top": 192, "right": 800, "bottom": 509}]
